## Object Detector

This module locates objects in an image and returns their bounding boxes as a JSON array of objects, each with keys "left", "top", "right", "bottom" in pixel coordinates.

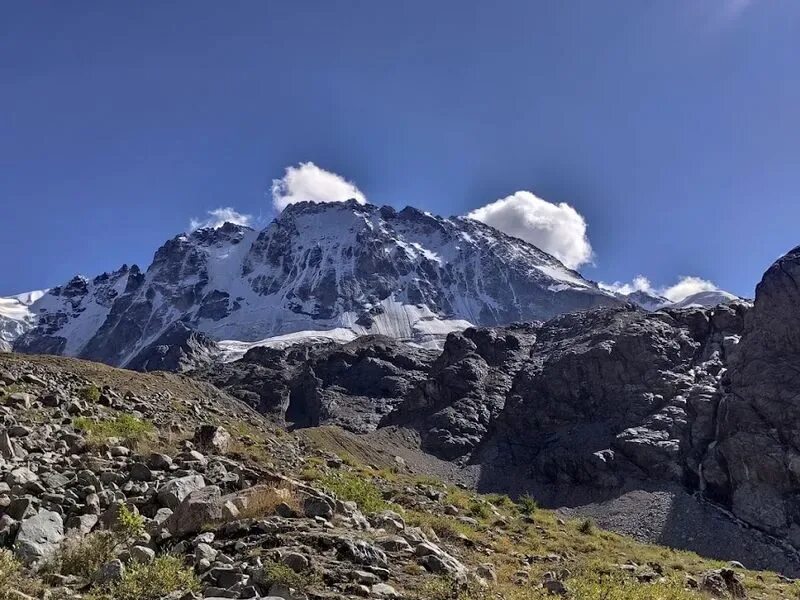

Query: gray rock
[
  {"left": 96, "top": 559, "right": 125, "bottom": 584},
  {"left": 166, "top": 485, "right": 222, "bottom": 537},
  {"left": 193, "top": 425, "right": 232, "bottom": 455},
  {"left": 157, "top": 474, "right": 206, "bottom": 509},
  {"left": 130, "top": 545, "right": 155, "bottom": 564},
  {"left": 13, "top": 509, "right": 64, "bottom": 565}
]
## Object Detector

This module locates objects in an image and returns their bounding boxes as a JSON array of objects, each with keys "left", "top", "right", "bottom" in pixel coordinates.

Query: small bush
[
  {"left": 485, "top": 493, "right": 514, "bottom": 509},
  {"left": 95, "top": 555, "right": 199, "bottom": 600},
  {"left": 319, "top": 471, "right": 389, "bottom": 514},
  {"left": 445, "top": 487, "right": 472, "bottom": 509},
  {"left": 0, "top": 549, "right": 40, "bottom": 600},
  {"left": 569, "top": 572, "right": 701, "bottom": 599},
  {"left": 416, "top": 576, "right": 491, "bottom": 600},
  {"left": 578, "top": 518, "right": 595, "bottom": 535},
  {"left": 48, "top": 531, "right": 118, "bottom": 579},
  {"left": 517, "top": 494, "right": 538, "bottom": 516},
  {"left": 468, "top": 501, "right": 491, "bottom": 520},
  {"left": 234, "top": 484, "right": 300, "bottom": 519},
  {"left": 80, "top": 384, "right": 102, "bottom": 402},
  {"left": 260, "top": 560, "right": 317, "bottom": 591},
  {"left": 74, "top": 414, "right": 155, "bottom": 448},
  {"left": 117, "top": 504, "right": 146, "bottom": 541},
  {"left": 405, "top": 510, "right": 480, "bottom": 542}
]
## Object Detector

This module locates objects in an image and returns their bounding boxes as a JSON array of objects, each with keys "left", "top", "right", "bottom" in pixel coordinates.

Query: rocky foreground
[{"left": 0, "top": 352, "right": 798, "bottom": 600}]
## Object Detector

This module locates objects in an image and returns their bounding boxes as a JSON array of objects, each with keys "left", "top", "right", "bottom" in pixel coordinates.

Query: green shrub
[
  {"left": 117, "top": 504, "right": 145, "bottom": 540},
  {"left": 578, "top": 518, "right": 595, "bottom": 535},
  {"left": 405, "top": 510, "right": 480, "bottom": 542},
  {"left": 319, "top": 471, "right": 389, "bottom": 514},
  {"left": 80, "top": 384, "right": 102, "bottom": 402},
  {"left": 485, "top": 493, "right": 514, "bottom": 509},
  {"left": 517, "top": 494, "right": 538, "bottom": 516},
  {"left": 468, "top": 500, "right": 491, "bottom": 520},
  {"left": 48, "top": 531, "right": 118, "bottom": 579},
  {"left": 569, "top": 572, "right": 701, "bottom": 599},
  {"left": 416, "top": 576, "right": 491, "bottom": 600},
  {"left": 74, "top": 414, "right": 155, "bottom": 447},
  {"left": 0, "top": 549, "right": 40, "bottom": 600},
  {"left": 260, "top": 560, "right": 317, "bottom": 591},
  {"left": 94, "top": 556, "right": 199, "bottom": 600}
]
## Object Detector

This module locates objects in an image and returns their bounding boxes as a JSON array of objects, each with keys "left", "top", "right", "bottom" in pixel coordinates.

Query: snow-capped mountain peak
[{"left": 10, "top": 200, "right": 621, "bottom": 367}]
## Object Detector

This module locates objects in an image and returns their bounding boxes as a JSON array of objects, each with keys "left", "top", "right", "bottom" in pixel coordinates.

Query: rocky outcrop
[
  {"left": 476, "top": 304, "right": 747, "bottom": 491},
  {"left": 195, "top": 335, "right": 437, "bottom": 432},
  {"left": 381, "top": 325, "right": 538, "bottom": 459},
  {"left": 701, "top": 246, "right": 800, "bottom": 544},
  {"left": 126, "top": 322, "right": 220, "bottom": 372}
]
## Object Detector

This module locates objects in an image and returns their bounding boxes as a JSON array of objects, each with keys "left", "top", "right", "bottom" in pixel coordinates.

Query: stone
[
  {"left": 303, "top": 495, "right": 334, "bottom": 519},
  {"left": 371, "top": 583, "right": 400, "bottom": 598},
  {"left": 166, "top": 485, "right": 222, "bottom": 537},
  {"left": 130, "top": 545, "right": 156, "bottom": 564},
  {"left": 193, "top": 425, "right": 232, "bottom": 455},
  {"left": 339, "top": 539, "right": 389, "bottom": 569},
  {"left": 96, "top": 559, "right": 125, "bottom": 584},
  {"left": 476, "top": 563, "right": 497, "bottom": 583},
  {"left": 280, "top": 551, "right": 309, "bottom": 572},
  {"left": 375, "top": 535, "right": 412, "bottom": 553},
  {"left": 157, "top": 474, "right": 206, "bottom": 509},
  {"left": 700, "top": 568, "right": 747, "bottom": 599},
  {"left": 13, "top": 509, "right": 64, "bottom": 565},
  {"left": 147, "top": 452, "right": 173, "bottom": 470},
  {"left": 129, "top": 462, "right": 153, "bottom": 482},
  {"left": 7, "top": 467, "right": 38, "bottom": 486}
]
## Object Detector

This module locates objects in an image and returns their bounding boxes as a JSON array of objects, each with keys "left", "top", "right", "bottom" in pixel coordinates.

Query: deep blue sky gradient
[{"left": 2, "top": 1, "right": 799, "bottom": 296}]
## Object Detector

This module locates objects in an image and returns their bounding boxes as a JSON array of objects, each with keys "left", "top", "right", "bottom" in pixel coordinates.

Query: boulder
[{"left": 13, "top": 509, "right": 64, "bottom": 565}]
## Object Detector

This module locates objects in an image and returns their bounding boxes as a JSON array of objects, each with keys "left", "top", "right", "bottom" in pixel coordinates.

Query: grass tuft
[{"left": 74, "top": 414, "right": 155, "bottom": 448}]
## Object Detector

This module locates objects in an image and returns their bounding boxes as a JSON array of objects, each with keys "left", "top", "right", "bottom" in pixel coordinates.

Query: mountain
[
  {"left": 620, "top": 289, "right": 670, "bottom": 310},
  {"left": 671, "top": 289, "right": 740, "bottom": 309},
  {"left": 10, "top": 200, "right": 620, "bottom": 367},
  {"left": 0, "top": 290, "right": 47, "bottom": 351},
  {"left": 613, "top": 288, "right": 740, "bottom": 312}
]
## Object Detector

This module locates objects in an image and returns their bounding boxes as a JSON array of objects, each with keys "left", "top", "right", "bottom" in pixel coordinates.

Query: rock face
[
  {"left": 196, "top": 335, "right": 437, "bottom": 432},
  {"left": 701, "top": 246, "right": 800, "bottom": 543},
  {"left": 381, "top": 325, "right": 538, "bottom": 459},
  {"left": 476, "top": 304, "right": 746, "bottom": 493},
  {"left": 11, "top": 201, "right": 620, "bottom": 367}
]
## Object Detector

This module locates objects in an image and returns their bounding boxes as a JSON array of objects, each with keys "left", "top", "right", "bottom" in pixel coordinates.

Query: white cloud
[
  {"left": 600, "top": 275, "right": 720, "bottom": 303},
  {"left": 661, "top": 276, "right": 719, "bottom": 303},
  {"left": 599, "top": 275, "right": 655, "bottom": 297},
  {"left": 466, "top": 191, "right": 593, "bottom": 270},
  {"left": 189, "top": 207, "right": 253, "bottom": 232},
  {"left": 271, "top": 162, "right": 366, "bottom": 212}
]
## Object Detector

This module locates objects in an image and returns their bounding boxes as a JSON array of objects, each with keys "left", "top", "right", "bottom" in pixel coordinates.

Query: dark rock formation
[
  {"left": 126, "top": 322, "right": 220, "bottom": 372},
  {"left": 701, "top": 246, "right": 800, "bottom": 544},
  {"left": 381, "top": 324, "right": 538, "bottom": 459},
  {"left": 193, "top": 335, "right": 437, "bottom": 432}
]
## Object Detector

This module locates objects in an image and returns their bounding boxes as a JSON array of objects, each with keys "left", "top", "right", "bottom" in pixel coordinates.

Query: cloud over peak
[
  {"left": 189, "top": 207, "right": 253, "bottom": 232},
  {"left": 466, "top": 191, "right": 593, "bottom": 270},
  {"left": 600, "top": 274, "right": 721, "bottom": 303},
  {"left": 271, "top": 162, "right": 366, "bottom": 212}
]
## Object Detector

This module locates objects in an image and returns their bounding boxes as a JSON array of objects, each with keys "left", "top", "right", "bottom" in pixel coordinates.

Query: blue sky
[{"left": 1, "top": 1, "right": 798, "bottom": 298}]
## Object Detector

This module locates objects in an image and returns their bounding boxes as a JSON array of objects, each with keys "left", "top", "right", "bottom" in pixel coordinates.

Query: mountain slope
[
  {"left": 0, "top": 289, "right": 47, "bottom": 350},
  {"left": 13, "top": 200, "right": 620, "bottom": 367}
]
